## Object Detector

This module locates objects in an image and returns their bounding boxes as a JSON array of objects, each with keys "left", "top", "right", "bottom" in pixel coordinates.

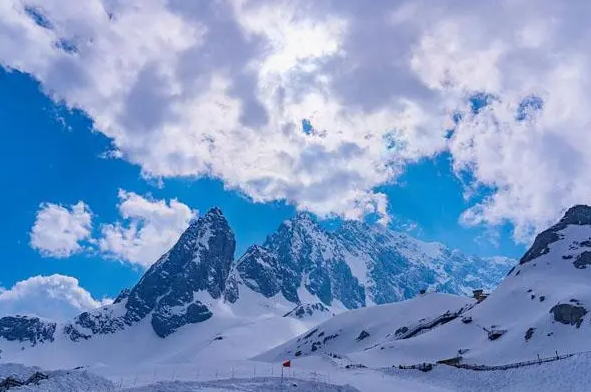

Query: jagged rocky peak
[
  {"left": 66, "top": 207, "right": 236, "bottom": 340},
  {"left": 225, "top": 245, "right": 281, "bottom": 301},
  {"left": 113, "top": 288, "right": 131, "bottom": 304},
  {"left": 265, "top": 213, "right": 366, "bottom": 309},
  {"left": 273, "top": 212, "right": 322, "bottom": 241},
  {"left": 560, "top": 205, "right": 591, "bottom": 225},
  {"left": 123, "top": 207, "right": 236, "bottom": 337},
  {"left": 520, "top": 204, "right": 591, "bottom": 265}
]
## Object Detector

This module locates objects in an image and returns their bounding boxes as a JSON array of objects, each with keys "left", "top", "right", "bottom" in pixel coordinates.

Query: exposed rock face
[
  {"left": 521, "top": 205, "right": 591, "bottom": 265},
  {"left": 550, "top": 303, "right": 588, "bottom": 328},
  {"left": 74, "top": 307, "right": 126, "bottom": 335},
  {"left": 0, "top": 317, "right": 56, "bottom": 345},
  {"left": 125, "top": 207, "right": 234, "bottom": 337},
  {"left": 356, "top": 330, "right": 370, "bottom": 341},
  {"left": 263, "top": 215, "right": 365, "bottom": 308},
  {"left": 284, "top": 303, "right": 331, "bottom": 319},
  {"left": 226, "top": 214, "right": 366, "bottom": 309},
  {"left": 113, "top": 288, "right": 131, "bottom": 304},
  {"left": 228, "top": 245, "right": 281, "bottom": 300},
  {"left": 573, "top": 251, "right": 591, "bottom": 269},
  {"left": 227, "top": 214, "right": 514, "bottom": 308},
  {"left": 65, "top": 208, "right": 235, "bottom": 339},
  {"left": 63, "top": 324, "right": 91, "bottom": 342},
  {"left": 0, "top": 207, "right": 515, "bottom": 346},
  {"left": 335, "top": 221, "right": 514, "bottom": 303}
]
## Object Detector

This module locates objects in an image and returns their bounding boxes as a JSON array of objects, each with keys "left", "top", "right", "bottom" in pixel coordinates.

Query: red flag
[{"left": 282, "top": 360, "right": 291, "bottom": 368}]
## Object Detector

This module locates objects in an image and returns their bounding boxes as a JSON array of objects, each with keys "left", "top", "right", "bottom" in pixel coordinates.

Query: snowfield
[
  {"left": 257, "top": 293, "right": 474, "bottom": 362},
  {"left": 123, "top": 378, "right": 360, "bottom": 392},
  {"left": 6, "top": 353, "right": 591, "bottom": 392}
]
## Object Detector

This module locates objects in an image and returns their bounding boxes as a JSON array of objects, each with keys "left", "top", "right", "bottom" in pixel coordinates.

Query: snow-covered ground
[
  {"left": 7, "top": 352, "right": 591, "bottom": 392},
  {"left": 258, "top": 292, "right": 474, "bottom": 362}
]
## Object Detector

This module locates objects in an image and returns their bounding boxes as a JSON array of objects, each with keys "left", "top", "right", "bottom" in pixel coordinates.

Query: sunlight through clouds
[{"left": 5, "top": 0, "right": 591, "bottom": 241}]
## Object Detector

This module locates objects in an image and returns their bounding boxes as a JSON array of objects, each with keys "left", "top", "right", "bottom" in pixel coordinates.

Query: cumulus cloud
[
  {"left": 30, "top": 201, "right": 93, "bottom": 257},
  {"left": 0, "top": 274, "right": 110, "bottom": 321},
  {"left": 4, "top": 0, "right": 591, "bottom": 240},
  {"left": 98, "top": 190, "right": 196, "bottom": 267}
]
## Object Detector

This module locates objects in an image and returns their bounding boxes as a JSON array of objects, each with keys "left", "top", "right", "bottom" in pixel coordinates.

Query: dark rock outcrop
[
  {"left": 67, "top": 208, "right": 236, "bottom": 339},
  {"left": 573, "top": 251, "right": 591, "bottom": 269},
  {"left": 74, "top": 309, "right": 126, "bottom": 335},
  {"left": 228, "top": 245, "right": 281, "bottom": 300},
  {"left": 113, "top": 288, "right": 131, "bottom": 304},
  {"left": 0, "top": 316, "right": 56, "bottom": 345},
  {"left": 125, "top": 207, "right": 235, "bottom": 337},
  {"left": 521, "top": 205, "right": 591, "bottom": 265},
  {"left": 356, "top": 330, "right": 370, "bottom": 341},
  {"left": 550, "top": 303, "right": 588, "bottom": 328},
  {"left": 226, "top": 214, "right": 366, "bottom": 309},
  {"left": 63, "top": 324, "right": 91, "bottom": 342},
  {"left": 284, "top": 302, "right": 331, "bottom": 319}
]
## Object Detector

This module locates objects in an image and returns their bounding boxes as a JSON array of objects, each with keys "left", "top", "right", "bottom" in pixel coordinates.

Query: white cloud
[
  {"left": 30, "top": 201, "right": 93, "bottom": 258},
  {"left": 98, "top": 190, "right": 196, "bottom": 267},
  {"left": 0, "top": 274, "right": 110, "bottom": 321},
  {"left": 4, "top": 0, "right": 591, "bottom": 240}
]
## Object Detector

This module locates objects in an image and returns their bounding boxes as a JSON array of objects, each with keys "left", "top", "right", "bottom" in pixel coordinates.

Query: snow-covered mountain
[
  {"left": 0, "top": 208, "right": 513, "bottom": 352},
  {"left": 334, "top": 220, "right": 513, "bottom": 303},
  {"left": 261, "top": 205, "right": 591, "bottom": 367},
  {"left": 226, "top": 214, "right": 514, "bottom": 310}
]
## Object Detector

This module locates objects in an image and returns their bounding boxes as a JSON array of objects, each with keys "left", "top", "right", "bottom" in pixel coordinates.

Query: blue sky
[{"left": 0, "top": 69, "right": 525, "bottom": 300}]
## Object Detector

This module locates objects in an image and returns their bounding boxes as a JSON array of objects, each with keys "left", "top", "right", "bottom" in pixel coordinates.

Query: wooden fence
[{"left": 397, "top": 349, "right": 591, "bottom": 372}]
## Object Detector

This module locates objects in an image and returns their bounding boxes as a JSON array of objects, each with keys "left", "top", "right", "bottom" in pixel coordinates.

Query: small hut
[
  {"left": 488, "top": 329, "right": 507, "bottom": 341},
  {"left": 472, "top": 289, "right": 489, "bottom": 303},
  {"left": 437, "top": 356, "right": 463, "bottom": 366}
]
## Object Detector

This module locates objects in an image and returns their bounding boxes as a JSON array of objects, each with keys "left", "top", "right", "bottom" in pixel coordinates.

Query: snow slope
[
  {"left": 257, "top": 293, "right": 474, "bottom": 362},
  {"left": 0, "top": 295, "right": 319, "bottom": 369}
]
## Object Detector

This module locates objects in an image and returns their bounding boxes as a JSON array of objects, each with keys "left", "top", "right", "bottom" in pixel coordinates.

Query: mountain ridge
[{"left": 0, "top": 207, "right": 514, "bottom": 347}]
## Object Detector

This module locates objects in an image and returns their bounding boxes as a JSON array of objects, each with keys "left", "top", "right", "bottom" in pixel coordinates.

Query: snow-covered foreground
[
  {"left": 0, "top": 363, "right": 113, "bottom": 391},
  {"left": 123, "top": 377, "right": 359, "bottom": 392},
  {"left": 5, "top": 351, "right": 591, "bottom": 392}
]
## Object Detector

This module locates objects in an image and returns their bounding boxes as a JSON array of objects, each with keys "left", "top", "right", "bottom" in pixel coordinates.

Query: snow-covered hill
[
  {"left": 256, "top": 293, "right": 475, "bottom": 362},
  {"left": 261, "top": 205, "right": 591, "bottom": 369}
]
